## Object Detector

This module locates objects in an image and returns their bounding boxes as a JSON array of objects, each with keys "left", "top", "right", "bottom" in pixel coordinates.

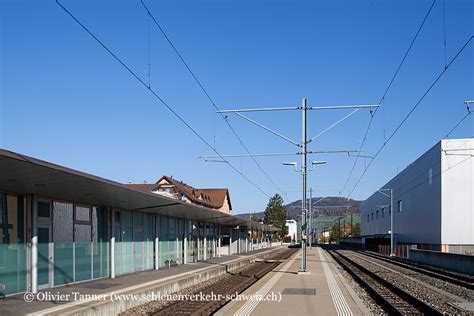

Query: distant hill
[{"left": 236, "top": 197, "right": 362, "bottom": 226}]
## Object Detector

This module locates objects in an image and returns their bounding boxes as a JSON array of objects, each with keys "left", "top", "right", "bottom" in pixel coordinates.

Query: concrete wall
[
  {"left": 362, "top": 141, "right": 442, "bottom": 244},
  {"left": 441, "top": 139, "right": 474, "bottom": 245},
  {"left": 409, "top": 248, "right": 474, "bottom": 275}
]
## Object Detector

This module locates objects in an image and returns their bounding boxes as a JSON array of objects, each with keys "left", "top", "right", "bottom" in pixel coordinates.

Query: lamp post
[
  {"left": 217, "top": 98, "right": 379, "bottom": 273},
  {"left": 284, "top": 160, "right": 326, "bottom": 272},
  {"left": 376, "top": 188, "right": 395, "bottom": 257}
]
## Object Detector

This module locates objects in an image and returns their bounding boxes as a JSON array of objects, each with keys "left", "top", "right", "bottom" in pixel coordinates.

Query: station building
[
  {"left": 361, "top": 138, "right": 474, "bottom": 254},
  {"left": 0, "top": 149, "right": 277, "bottom": 296}
]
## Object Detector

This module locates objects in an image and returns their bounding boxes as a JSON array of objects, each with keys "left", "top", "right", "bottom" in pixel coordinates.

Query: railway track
[
  {"left": 323, "top": 246, "right": 445, "bottom": 315},
  {"left": 361, "top": 250, "right": 474, "bottom": 290},
  {"left": 151, "top": 248, "right": 297, "bottom": 316}
]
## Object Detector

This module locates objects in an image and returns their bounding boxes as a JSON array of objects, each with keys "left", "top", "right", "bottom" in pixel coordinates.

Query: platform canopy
[{"left": 0, "top": 149, "right": 278, "bottom": 232}]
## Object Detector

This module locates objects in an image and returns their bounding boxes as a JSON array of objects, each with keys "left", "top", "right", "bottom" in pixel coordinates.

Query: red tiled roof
[
  {"left": 126, "top": 176, "right": 231, "bottom": 210},
  {"left": 156, "top": 176, "right": 230, "bottom": 210}
]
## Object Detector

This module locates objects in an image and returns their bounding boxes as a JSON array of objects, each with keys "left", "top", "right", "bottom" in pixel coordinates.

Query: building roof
[
  {"left": 0, "top": 148, "right": 277, "bottom": 232},
  {"left": 200, "top": 188, "right": 232, "bottom": 210},
  {"left": 125, "top": 183, "right": 157, "bottom": 192},
  {"left": 128, "top": 175, "right": 232, "bottom": 211}
]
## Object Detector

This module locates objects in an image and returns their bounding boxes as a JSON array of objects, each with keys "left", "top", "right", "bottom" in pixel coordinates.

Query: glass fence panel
[
  {"left": 168, "top": 239, "right": 176, "bottom": 261},
  {"left": 121, "top": 242, "right": 134, "bottom": 274},
  {"left": 54, "top": 243, "right": 74, "bottom": 286},
  {"left": 0, "top": 244, "right": 27, "bottom": 295},
  {"left": 177, "top": 237, "right": 183, "bottom": 262},
  {"left": 114, "top": 241, "right": 122, "bottom": 276},
  {"left": 159, "top": 239, "right": 169, "bottom": 268},
  {"left": 134, "top": 241, "right": 144, "bottom": 272},
  {"left": 114, "top": 241, "right": 154, "bottom": 275},
  {"left": 186, "top": 236, "right": 194, "bottom": 263},
  {"left": 74, "top": 243, "right": 92, "bottom": 282},
  {"left": 144, "top": 241, "right": 154, "bottom": 270},
  {"left": 198, "top": 237, "right": 204, "bottom": 260},
  {"left": 93, "top": 242, "right": 109, "bottom": 279}
]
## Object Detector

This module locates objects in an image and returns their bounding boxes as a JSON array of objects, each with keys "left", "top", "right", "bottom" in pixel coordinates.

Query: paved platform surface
[
  {"left": 217, "top": 246, "right": 370, "bottom": 316},
  {"left": 0, "top": 246, "right": 281, "bottom": 316}
]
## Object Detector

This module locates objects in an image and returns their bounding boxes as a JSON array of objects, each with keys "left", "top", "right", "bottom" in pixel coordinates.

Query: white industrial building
[
  {"left": 285, "top": 219, "right": 297, "bottom": 243},
  {"left": 362, "top": 138, "right": 474, "bottom": 254}
]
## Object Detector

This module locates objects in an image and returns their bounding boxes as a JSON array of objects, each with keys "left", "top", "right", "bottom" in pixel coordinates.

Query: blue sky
[{"left": 1, "top": 0, "right": 472, "bottom": 213}]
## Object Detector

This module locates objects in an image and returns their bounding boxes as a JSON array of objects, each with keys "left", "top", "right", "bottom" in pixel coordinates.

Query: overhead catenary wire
[
  {"left": 341, "top": 0, "right": 438, "bottom": 194},
  {"left": 347, "top": 35, "right": 474, "bottom": 198},
  {"left": 443, "top": 0, "right": 447, "bottom": 69},
  {"left": 367, "top": 120, "right": 472, "bottom": 198},
  {"left": 139, "top": 0, "right": 285, "bottom": 196},
  {"left": 56, "top": 0, "right": 271, "bottom": 199},
  {"left": 445, "top": 112, "right": 471, "bottom": 138},
  {"left": 358, "top": 101, "right": 473, "bottom": 205}
]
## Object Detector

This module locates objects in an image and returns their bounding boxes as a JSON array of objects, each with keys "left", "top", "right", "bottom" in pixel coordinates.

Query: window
[
  {"left": 376, "top": 210, "right": 379, "bottom": 220},
  {"left": 367, "top": 214, "right": 369, "bottom": 222},
  {"left": 429, "top": 168, "right": 433, "bottom": 185},
  {"left": 398, "top": 200, "right": 403, "bottom": 213},
  {"left": 389, "top": 206, "right": 391, "bottom": 216},
  {"left": 74, "top": 205, "right": 92, "bottom": 242},
  {"left": 382, "top": 208, "right": 385, "bottom": 218},
  {"left": 75, "top": 206, "right": 91, "bottom": 223},
  {"left": 371, "top": 212, "right": 374, "bottom": 221},
  {"left": 38, "top": 201, "right": 50, "bottom": 218}
]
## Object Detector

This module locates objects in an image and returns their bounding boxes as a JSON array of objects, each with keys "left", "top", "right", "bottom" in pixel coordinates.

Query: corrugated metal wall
[
  {"left": 361, "top": 141, "right": 443, "bottom": 245},
  {"left": 441, "top": 139, "right": 474, "bottom": 245}
]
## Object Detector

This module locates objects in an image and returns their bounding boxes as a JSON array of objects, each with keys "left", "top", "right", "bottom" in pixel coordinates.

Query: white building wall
[
  {"left": 285, "top": 220, "right": 297, "bottom": 241},
  {"left": 362, "top": 141, "right": 443, "bottom": 245},
  {"left": 441, "top": 139, "right": 474, "bottom": 245}
]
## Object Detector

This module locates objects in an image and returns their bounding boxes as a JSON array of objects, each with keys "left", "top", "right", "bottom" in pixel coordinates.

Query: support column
[
  {"left": 183, "top": 220, "right": 188, "bottom": 264},
  {"left": 213, "top": 226, "right": 217, "bottom": 258},
  {"left": 217, "top": 225, "right": 221, "bottom": 257},
  {"left": 31, "top": 196, "right": 38, "bottom": 293},
  {"left": 245, "top": 228, "right": 248, "bottom": 252},
  {"left": 257, "top": 230, "right": 261, "bottom": 249},
  {"left": 197, "top": 235, "right": 200, "bottom": 261},
  {"left": 237, "top": 228, "right": 241, "bottom": 254},
  {"left": 229, "top": 227, "right": 233, "bottom": 255},
  {"left": 251, "top": 228, "right": 253, "bottom": 250},
  {"left": 203, "top": 223, "right": 207, "bottom": 260},
  {"left": 154, "top": 215, "right": 160, "bottom": 270},
  {"left": 111, "top": 209, "right": 116, "bottom": 278}
]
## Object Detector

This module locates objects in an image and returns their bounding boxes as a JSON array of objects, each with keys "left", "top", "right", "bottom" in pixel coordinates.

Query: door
[
  {"left": 37, "top": 200, "right": 52, "bottom": 289},
  {"left": 37, "top": 226, "right": 52, "bottom": 288}
]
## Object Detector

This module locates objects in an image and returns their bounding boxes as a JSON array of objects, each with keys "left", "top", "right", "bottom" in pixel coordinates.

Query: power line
[
  {"left": 445, "top": 112, "right": 471, "bottom": 138},
  {"left": 348, "top": 82, "right": 474, "bottom": 198},
  {"left": 442, "top": 0, "right": 447, "bottom": 69},
  {"left": 139, "top": 0, "right": 285, "bottom": 196},
  {"left": 365, "top": 111, "right": 472, "bottom": 197},
  {"left": 348, "top": 35, "right": 473, "bottom": 198},
  {"left": 56, "top": 0, "right": 271, "bottom": 199},
  {"left": 342, "top": 0, "right": 437, "bottom": 194}
]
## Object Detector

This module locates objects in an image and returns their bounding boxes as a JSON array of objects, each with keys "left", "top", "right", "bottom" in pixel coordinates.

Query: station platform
[
  {"left": 217, "top": 245, "right": 370, "bottom": 316},
  {"left": 0, "top": 246, "right": 283, "bottom": 316}
]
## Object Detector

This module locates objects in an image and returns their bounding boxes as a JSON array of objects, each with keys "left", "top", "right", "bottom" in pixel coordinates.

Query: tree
[
  {"left": 352, "top": 222, "right": 361, "bottom": 237},
  {"left": 329, "top": 223, "right": 340, "bottom": 244},
  {"left": 263, "top": 194, "right": 288, "bottom": 240}
]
